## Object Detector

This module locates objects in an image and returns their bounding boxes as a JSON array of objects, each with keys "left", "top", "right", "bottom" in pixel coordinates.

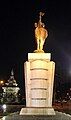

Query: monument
[{"left": 20, "top": 12, "right": 55, "bottom": 115}]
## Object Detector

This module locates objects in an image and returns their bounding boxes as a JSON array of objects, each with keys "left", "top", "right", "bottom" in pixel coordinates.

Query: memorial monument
[{"left": 20, "top": 12, "right": 55, "bottom": 115}]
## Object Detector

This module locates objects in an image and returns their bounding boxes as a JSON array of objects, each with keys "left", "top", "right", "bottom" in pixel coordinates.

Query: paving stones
[{"left": 0, "top": 111, "right": 71, "bottom": 120}]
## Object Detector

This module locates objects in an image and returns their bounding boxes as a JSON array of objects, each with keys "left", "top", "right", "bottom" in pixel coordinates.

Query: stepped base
[{"left": 20, "top": 107, "right": 55, "bottom": 115}]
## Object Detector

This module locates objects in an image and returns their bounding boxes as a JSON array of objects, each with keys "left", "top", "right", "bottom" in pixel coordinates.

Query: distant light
[
  {"left": 2, "top": 104, "right": 6, "bottom": 109},
  {"left": 0, "top": 80, "right": 4, "bottom": 84},
  {"left": 2, "top": 104, "right": 6, "bottom": 112}
]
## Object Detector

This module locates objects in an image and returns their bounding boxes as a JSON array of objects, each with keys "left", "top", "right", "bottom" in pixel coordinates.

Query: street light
[
  {"left": 0, "top": 80, "right": 4, "bottom": 86},
  {"left": 0, "top": 81, "right": 4, "bottom": 84}
]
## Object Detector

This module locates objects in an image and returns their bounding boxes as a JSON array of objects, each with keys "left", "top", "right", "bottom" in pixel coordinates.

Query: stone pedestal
[{"left": 20, "top": 53, "right": 55, "bottom": 115}]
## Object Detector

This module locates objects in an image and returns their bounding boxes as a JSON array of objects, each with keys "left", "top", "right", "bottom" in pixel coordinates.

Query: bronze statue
[{"left": 34, "top": 12, "right": 48, "bottom": 52}]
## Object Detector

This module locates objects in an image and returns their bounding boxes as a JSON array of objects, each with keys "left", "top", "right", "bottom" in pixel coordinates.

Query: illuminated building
[{"left": 2, "top": 69, "right": 20, "bottom": 104}]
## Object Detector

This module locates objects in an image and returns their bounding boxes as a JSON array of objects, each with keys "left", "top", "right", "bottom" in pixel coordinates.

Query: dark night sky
[{"left": 0, "top": 1, "right": 71, "bottom": 91}]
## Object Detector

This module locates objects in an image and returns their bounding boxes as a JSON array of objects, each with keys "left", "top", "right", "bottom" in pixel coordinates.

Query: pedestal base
[{"left": 20, "top": 107, "right": 55, "bottom": 115}]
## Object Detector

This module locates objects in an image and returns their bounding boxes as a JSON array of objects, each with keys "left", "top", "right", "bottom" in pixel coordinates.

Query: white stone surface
[
  {"left": 20, "top": 107, "right": 55, "bottom": 115},
  {"left": 20, "top": 52, "right": 55, "bottom": 115},
  {"left": 28, "top": 53, "right": 51, "bottom": 61},
  {"left": 24, "top": 62, "right": 31, "bottom": 107}
]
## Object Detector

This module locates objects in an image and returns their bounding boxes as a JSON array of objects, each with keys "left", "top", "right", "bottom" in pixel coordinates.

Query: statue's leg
[
  {"left": 40, "top": 40, "right": 44, "bottom": 50},
  {"left": 37, "top": 39, "right": 39, "bottom": 50}
]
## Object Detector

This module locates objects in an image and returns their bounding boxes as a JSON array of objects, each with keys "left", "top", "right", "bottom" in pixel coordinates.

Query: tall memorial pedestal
[
  {"left": 20, "top": 12, "right": 55, "bottom": 115},
  {"left": 20, "top": 53, "right": 55, "bottom": 115}
]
